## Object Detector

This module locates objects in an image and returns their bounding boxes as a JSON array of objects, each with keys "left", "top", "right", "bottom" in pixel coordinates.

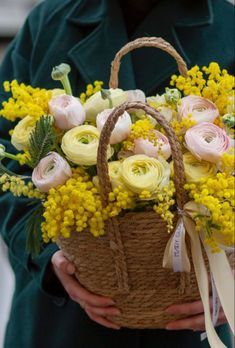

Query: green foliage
[
  {"left": 25, "top": 203, "right": 44, "bottom": 257},
  {"left": 28, "top": 115, "right": 56, "bottom": 168}
]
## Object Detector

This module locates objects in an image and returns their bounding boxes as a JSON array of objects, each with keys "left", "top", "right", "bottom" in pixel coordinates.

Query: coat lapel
[
  {"left": 66, "top": 0, "right": 136, "bottom": 90},
  {"left": 63, "top": 0, "right": 213, "bottom": 94}
]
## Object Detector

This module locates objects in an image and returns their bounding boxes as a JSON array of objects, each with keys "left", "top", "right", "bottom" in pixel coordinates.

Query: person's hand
[
  {"left": 165, "top": 299, "right": 227, "bottom": 331},
  {"left": 51, "top": 250, "right": 121, "bottom": 330}
]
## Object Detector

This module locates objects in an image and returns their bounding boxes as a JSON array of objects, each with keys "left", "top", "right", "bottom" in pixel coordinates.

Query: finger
[
  {"left": 166, "top": 314, "right": 205, "bottom": 331},
  {"left": 165, "top": 299, "right": 212, "bottom": 316},
  {"left": 86, "top": 309, "right": 121, "bottom": 330},
  {"left": 52, "top": 250, "right": 75, "bottom": 275},
  {"left": 85, "top": 305, "right": 121, "bottom": 317},
  {"left": 68, "top": 281, "right": 116, "bottom": 308}
]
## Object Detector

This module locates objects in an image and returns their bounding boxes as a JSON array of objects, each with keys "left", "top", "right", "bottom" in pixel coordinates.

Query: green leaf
[
  {"left": 28, "top": 115, "right": 56, "bottom": 168},
  {"left": 25, "top": 203, "right": 44, "bottom": 257}
]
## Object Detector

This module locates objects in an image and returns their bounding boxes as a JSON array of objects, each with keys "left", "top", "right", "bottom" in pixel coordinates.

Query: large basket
[{"left": 58, "top": 37, "right": 204, "bottom": 328}]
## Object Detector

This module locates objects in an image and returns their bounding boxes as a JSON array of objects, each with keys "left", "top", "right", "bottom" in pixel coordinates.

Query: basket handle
[
  {"left": 97, "top": 101, "right": 187, "bottom": 210},
  {"left": 109, "top": 37, "right": 188, "bottom": 89}
]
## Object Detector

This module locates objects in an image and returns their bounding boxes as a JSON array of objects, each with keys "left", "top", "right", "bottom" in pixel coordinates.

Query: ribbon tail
[
  {"left": 200, "top": 231, "right": 235, "bottom": 335},
  {"left": 183, "top": 216, "right": 227, "bottom": 348},
  {"left": 163, "top": 217, "right": 191, "bottom": 272}
]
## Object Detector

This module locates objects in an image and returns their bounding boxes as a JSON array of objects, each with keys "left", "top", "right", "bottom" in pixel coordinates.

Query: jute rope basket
[{"left": 58, "top": 37, "right": 204, "bottom": 328}]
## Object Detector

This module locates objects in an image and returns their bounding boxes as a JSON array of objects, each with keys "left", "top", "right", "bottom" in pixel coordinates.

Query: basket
[{"left": 58, "top": 37, "right": 204, "bottom": 328}]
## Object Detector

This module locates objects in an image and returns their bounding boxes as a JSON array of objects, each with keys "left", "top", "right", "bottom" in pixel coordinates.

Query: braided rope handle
[
  {"left": 97, "top": 101, "right": 187, "bottom": 210},
  {"left": 109, "top": 37, "right": 188, "bottom": 88}
]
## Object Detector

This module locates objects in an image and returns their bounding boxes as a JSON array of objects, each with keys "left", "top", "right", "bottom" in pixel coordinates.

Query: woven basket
[{"left": 58, "top": 37, "right": 204, "bottom": 328}]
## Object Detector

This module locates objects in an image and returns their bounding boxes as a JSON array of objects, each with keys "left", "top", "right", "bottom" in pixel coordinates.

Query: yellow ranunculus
[
  {"left": 84, "top": 88, "right": 128, "bottom": 122},
  {"left": 61, "top": 125, "right": 113, "bottom": 165},
  {"left": 182, "top": 152, "right": 217, "bottom": 182},
  {"left": 92, "top": 161, "right": 126, "bottom": 190},
  {"left": 11, "top": 115, "right": 35, "bottom": 151},
  {"left": 120, "top": 154, "right": 170, "bottom": 196}
]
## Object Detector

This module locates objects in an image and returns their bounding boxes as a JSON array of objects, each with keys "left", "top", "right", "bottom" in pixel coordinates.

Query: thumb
[{"left": 52, "top": 250, "right": 75, "bottom": 275}]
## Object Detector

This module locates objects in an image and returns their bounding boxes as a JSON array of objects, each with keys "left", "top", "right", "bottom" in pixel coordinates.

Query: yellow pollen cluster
[
  {"left": 0, "top": 174, "right": 44, "bottom": 199},
  {"left": 80, "top": 81, "right": 104, "bottom": 104},
  {"left": 41, "top": 169, "right": 135, "bottom": 243},
  {"left": 170, "top": 63, "right": 234, "bottom": 115},
  {"left": 185, "top": 173, "right": 235, "bottom": 251},
  {"left": 15, "top": 151, "right": 31, "bottom": 166},
  {"left": 170, "top": 115, "right": 197, "bottom": 143},
  {"left": 123, "top": 118, "right": 156, "bottom": 150},
  {"left": 153, "top": 181, "right": 176, "bottom": 232},
  {"left": 0, "top": 80, "right": 52, "bottom": 122},
  {"left": 220, "top": 152, "right": 235, "bottom": 174}
]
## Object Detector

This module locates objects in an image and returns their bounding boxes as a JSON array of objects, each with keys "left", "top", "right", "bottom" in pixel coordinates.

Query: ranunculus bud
[
  {"left": 133, "top": 130, "right": 171, "bottom": 160},
  {"left": 96, "top": 108, "right": 132, "bottom": 144},
  {"left": 185, "top": 122, "right": 230, "bottom": 163},
  {"left": 32, "top": 152, "right": 72, "bottom": 192},
  {"left": 49, "top": 95, "right": 85, "bottom": 130},
  {"left": 164, "top": 88, "right": 181, "bottom": 104},
  {"left": 178, "top": 95, "right": 219, "bottom": 124}
]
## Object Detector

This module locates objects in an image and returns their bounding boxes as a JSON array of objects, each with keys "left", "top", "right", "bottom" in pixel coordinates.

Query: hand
[
  {"left": 51, "top": 250, "right": 121, "bottom": 330},
  {"left": 165, "top": 299, "right": 227, "bottom": 331}
]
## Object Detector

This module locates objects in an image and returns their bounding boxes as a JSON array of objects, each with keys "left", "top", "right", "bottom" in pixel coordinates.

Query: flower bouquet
[{"left": 0, "top": 37, "right": 234, "bottom": 348}]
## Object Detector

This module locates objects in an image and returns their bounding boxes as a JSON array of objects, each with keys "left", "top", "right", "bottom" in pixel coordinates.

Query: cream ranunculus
[
  {"left": 96, "top": 108, "right": 132, "bottom": 144},
  {"left": 185, "top": 122, "right": 231, "bottom": 163},
  {"left": 120, "top": 154, "right": 170, "bottom": 196},
  {"left": 49, "top": 95, "right": 85, "bottom": 130},
  {"left": 178, "top": 95, "right": 219, "bottom": 123},
  {"left": 61, "top": 125, "right": 113, "bottom": 165},
  {"left": 32, "top": 152, "right": 72, "bottom": 192},
  {"left": 182, "top": 152, "right": 217, "bottom": 182},
  {"left": 126, "top": 89, "right": 146, "bottom": 103},
  {"left": 133, "top": 130, "right": 171, "bottom": 160},
  {"left": 93, "top": 161, "right": 126, "bottom": 191},
  {"left": 84, "top": 88, "right": 128, "bottom": 122},
  {"left": 11, "top": 115, "right": 35, "bottom": 151}
]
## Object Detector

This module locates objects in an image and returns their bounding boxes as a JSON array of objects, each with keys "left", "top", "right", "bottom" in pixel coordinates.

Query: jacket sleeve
[{"left": 0, "top": 3, "right": 66, "bottom": 299}]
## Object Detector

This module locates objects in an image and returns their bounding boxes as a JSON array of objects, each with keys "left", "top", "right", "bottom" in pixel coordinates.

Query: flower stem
[
  {"left": 61, "top": 75, "right": 72, "bottom": 96},
  {"left": 2, "top": 151, "right": 19, "bottom": 162}
]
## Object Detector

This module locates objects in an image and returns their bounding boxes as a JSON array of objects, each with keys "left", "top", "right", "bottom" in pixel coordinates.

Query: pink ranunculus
[
  {"left": 32, "top": 152, "right": 72, "bottom": 192},
  {"left": 96, "top": 108, "right": 132, "bottom": 144},
  {"left": 178, "top": 95, "right": 219, "bottom": 123},
  {"left": 133, "top": 130, "right": 171, "bottom": 160},
  {"left": 49, "top": 95, "right": 85, "bottom": 130},
  {"left": 185, "top": 122, "right": 230, "bottom": 163}
]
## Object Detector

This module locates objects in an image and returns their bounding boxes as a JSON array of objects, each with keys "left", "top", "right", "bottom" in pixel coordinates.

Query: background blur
[{"left": 0, "top": 1, "right": 41, "bottom": 346}]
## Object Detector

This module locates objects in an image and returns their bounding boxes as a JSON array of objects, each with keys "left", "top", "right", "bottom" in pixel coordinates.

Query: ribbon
[
  {"left": 163, "top": 215, "right": 191, "bottom": 272},
  {"left": 163, "top": 201, "right": 234, "bottom": 348}
]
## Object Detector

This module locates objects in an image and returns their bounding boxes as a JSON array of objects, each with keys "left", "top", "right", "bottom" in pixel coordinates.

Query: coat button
[{"left": 53, "top": 297, "right": 67, "bottom": 307}]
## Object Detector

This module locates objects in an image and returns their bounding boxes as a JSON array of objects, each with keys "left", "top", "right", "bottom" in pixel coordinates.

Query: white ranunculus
[
  {"left": 185, "top": 122, "right": 231, "bottom": 163},
  {"left": 32, "top": 152, "right": 72, "bottom": 192},
  {"left": 49, "top": 95, "right": 85, "bottom": 130},
  {"left": 178, "top": 95, "right": 219, "bottom": 124},
  {"left": 96, "top": 108, "right": 132, "bottom": 144}
]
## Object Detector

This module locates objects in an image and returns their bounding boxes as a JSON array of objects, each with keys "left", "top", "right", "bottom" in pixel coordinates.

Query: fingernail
[
  {"left": 67, "top": 264, "right": 75, "bottom": 274},
  {"left": 114, "top": 310, "right": 121, "bottom": 316}
]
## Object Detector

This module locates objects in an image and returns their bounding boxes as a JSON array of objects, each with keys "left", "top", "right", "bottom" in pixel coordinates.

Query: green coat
[{"left": 0, "top": 0, "right": 234, "bottom": 347}]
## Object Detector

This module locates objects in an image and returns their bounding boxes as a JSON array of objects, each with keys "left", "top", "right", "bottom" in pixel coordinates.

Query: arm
[{"left": 0, "top": 2, "right": 60, "bottom": 298}]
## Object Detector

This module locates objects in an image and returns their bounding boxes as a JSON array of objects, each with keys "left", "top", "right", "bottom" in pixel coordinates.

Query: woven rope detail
[{"left": 109, "top": 37, "right": 188, "bottom": 89}]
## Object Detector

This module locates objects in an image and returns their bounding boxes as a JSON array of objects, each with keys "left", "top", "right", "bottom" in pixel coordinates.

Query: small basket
[{"left": 58, "top": 37, "right": 203, "bottom": 328}]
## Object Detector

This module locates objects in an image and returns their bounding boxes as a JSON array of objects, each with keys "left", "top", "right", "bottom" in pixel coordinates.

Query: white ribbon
[{"left": 163, "top": 201, "right": 234, "bottom": 348}]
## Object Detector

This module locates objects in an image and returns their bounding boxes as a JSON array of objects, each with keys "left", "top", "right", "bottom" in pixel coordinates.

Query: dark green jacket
[{"left": 0, "top": 0, "right": 234, "bottom": 347}]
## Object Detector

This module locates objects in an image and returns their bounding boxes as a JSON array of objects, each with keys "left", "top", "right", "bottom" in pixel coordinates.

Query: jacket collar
[{"left": 63, "top": 0, "right": 213, "bottom": 93}]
